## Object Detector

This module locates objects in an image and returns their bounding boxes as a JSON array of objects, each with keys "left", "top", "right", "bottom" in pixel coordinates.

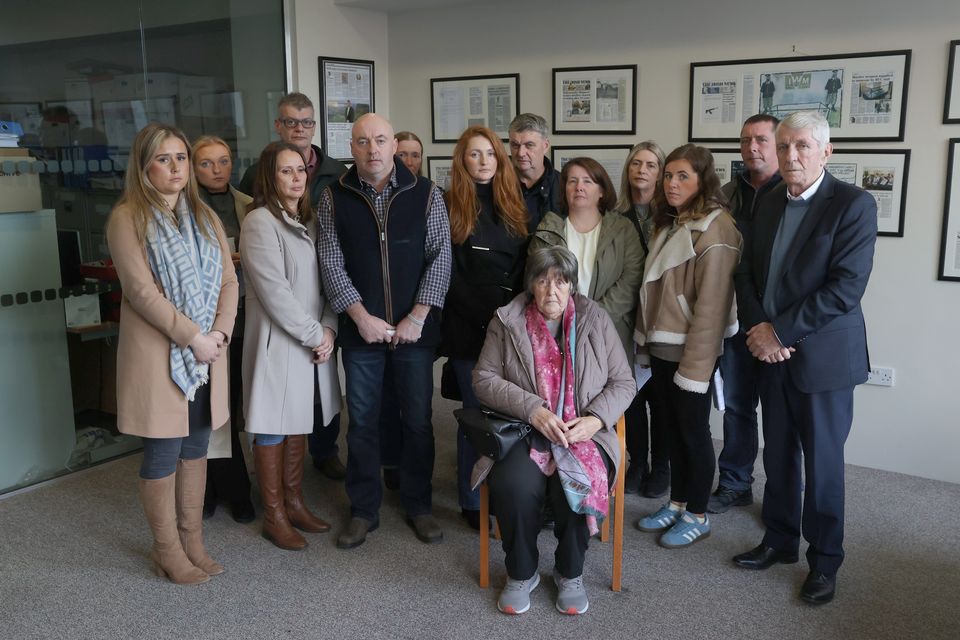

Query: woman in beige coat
[
  {"left": 107, "top": 123, "right": 238, "bottom": 585},
  {"left": 241, "top": 141, "right": 342, "bottom": 551}
]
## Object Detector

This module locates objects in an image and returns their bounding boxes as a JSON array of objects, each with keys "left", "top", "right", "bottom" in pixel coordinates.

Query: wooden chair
[{"left": 478, "top": 414, "right": 627, "bottom": 592}]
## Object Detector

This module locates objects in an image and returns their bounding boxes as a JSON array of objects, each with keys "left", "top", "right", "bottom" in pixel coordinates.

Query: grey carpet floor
[{"left": 1, "top": 395, "right": 958, "bottom": 639}]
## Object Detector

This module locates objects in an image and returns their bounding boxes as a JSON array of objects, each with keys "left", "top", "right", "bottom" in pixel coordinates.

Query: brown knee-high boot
[
  {"left": 283, "top": 435, "right": 331, "bottom": 533},
  {"left": 176, "top": 457, "right": 225, "bottom": 576},
  {"left": 139, "top": 474, "right": 209, "bottom": 585},
  {"left": 255, "top": 442, "right": 307, "bottom": 550}
]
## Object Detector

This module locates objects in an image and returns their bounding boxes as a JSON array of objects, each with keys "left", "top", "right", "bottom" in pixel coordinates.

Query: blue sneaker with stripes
[
  {"left": 659, "top": 513, "right": 711, "bottom": 548},
  {"left": 635, "top": 503, "right": 683, "bottom": 532}
]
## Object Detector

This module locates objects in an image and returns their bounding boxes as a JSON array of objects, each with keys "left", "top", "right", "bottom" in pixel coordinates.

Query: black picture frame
[
  {"left": 430, "top": 73, "right": 519, "bottom": 143},
  {"left": 318, "top": 56, "right": 375, "bottom": 162},
  {"left": 427, "top": 156, "right": 453, "bottom": 192},
  {"left": 944, "top": 41, "right": 960, "bottom": 124},
  {"left": 551, "top": 65, "right": 637, "bottom": 135},
  {"left": 689, "top": 49, "right": 911, "bottom": 142},
  {"left": 939, "top": 139, "right": 960, "bottom": 281},
  {"left": 550, "top": 145, "right": 633, "bottom": 188}
]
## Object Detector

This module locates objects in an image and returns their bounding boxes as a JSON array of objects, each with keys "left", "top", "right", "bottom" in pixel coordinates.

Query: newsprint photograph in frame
[
  {"left": 431, "top": 74, "right": 519, "bottom": 143},
  {"left": 551, "top": 145, "right": 632, "bottom": 192},
  {"left": 944, "top": 40, "right": 960, "bottom": 124},
  {"left": 319, "top": 56, "right": 375, "bottom": 162},
  {"left": 427, "top": 156, "right": 453, "bottom": 192},
  {"left": 690, "top": 50, "right": 911, "bottom": 142},
  {"left": 552, "top": 65, "right": 637, "bottom": 135},
  {"left": 939, "top": 139, "right": 960, "bottom": 281},
  {"left": 709, "top": 147, "right": 908, "bottom": 237}
]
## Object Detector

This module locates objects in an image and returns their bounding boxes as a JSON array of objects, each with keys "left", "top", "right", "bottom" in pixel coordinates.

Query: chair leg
[
  {"left": 600, "top": 511, "right": 610, "bottom": 542},
  {"left": 612, "top": 415, "right": 627, "bottom": 592},
  {"left": 479, "top": 483, "right": 490, "bottom": 589}
]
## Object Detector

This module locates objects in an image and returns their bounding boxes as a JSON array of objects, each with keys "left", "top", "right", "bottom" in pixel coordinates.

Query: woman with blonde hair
[
  {"left": 107, "top": 123, "right": 238, "bottom": 584},
  {"left": 440, "top": 125, "right": 532, "bottom": 528},
  {"left": 241, "top": 141, "right": 342, "bottom": 550},
  {"left": 634, "top": 144, "right": 741, "bottom": 548}
]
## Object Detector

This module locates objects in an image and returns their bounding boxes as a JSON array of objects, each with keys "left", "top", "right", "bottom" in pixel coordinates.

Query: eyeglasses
[{"left": 279, "top": 117, "right": 316, "bottom": 129}]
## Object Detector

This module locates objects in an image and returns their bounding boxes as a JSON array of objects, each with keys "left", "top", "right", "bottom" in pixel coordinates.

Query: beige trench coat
[
  {"left": 107, "top": 204, "right": 239, "bottom": 438},
  {"left": 240, "top": 207, "right": 342, "bottom": 434}
]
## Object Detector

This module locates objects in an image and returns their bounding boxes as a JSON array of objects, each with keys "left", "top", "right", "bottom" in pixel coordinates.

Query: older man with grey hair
[
  {"left": 508, "top": 113, "right": 561, "bottom": 225},
  {"left": 732, "top": 111, "right": 877, "bottom": 605}
]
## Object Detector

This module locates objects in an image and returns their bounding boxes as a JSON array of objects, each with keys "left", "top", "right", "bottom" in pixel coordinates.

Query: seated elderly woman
[{"left": 472, "top": 245, "right": 634, "bottom": 616}]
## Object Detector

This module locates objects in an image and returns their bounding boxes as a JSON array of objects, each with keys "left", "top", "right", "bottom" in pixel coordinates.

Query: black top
[{"left": 200, "top": 186, "right": 240, "bottom": 241}]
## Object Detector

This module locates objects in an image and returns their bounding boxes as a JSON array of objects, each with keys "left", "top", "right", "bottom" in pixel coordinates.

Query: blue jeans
[
  {"left": 450, "top": 358, "right": 480, "bottom": 511},
  {"left": 254, "top": 434, "right": 286, "bottom": 446},
  {"left": 341, "top": 346, "right": 436, "bottom": 521},
  {"left": 139, "top": 383, "right": 212, "bottom": 479},
  {"left": 717, "top": 330, "right": 761, "bottom": 491},
  {"left": 378, "top": 361, "right": 404, "bottom": 468}
]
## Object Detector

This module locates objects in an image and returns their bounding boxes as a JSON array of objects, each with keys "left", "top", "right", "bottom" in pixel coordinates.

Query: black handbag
[{"left": 455, "top": 407, "right": 532, "bottom": 461}]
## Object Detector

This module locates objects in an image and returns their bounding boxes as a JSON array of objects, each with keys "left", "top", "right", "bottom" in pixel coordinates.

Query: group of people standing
[{"left": 107, "top": 90, "right": 876, "bottom": 615}]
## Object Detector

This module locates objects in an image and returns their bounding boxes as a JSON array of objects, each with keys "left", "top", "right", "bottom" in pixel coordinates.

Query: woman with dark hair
[
  {"left": 614, "top": 141, "right": 670, "bottom": 498},
  {"left": 440, "top": 125, "right": 532, "bottom": 529},
  {"left": 529, "top": 157, "right": 643, "bottom": 365},
  {"left": 107, "top": 123, "right": 238, "bottom": 584},
  {"left": 395, "top": 130, "right": 424, "bottom": 176},
  {"left": 241, "top": 141, "right": 342, "bottom": 550},
  {"left": 473, "top": 245, "right": 635, "bottom": 615},
  {"left": 191, "top": 135, "right": 256, "bottom": 524},
  {"left": 634, "top": 144, "right": 741, "bottom": 548}
]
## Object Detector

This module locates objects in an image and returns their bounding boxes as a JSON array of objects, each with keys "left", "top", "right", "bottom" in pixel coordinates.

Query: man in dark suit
[{"left": 732, "top": 111, "right": 877, "bottom": 605}]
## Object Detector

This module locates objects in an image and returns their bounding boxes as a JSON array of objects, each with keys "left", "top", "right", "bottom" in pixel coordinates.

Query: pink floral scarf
[{"left": 525, "top": 297, "right": 608, "bottom": 535}]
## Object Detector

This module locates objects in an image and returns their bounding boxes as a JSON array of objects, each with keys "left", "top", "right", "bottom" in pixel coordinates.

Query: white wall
[
  {"left": 295, "top": 0, "right": 960, "bottom": 484},
  {"left": 290, "top": 0, "right": 390, "bottom": 121}
]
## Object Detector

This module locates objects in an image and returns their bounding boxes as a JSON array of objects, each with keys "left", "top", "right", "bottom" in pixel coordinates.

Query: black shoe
[
  {"left": 229, "top": 498, "right": 256, "bottom": 524},
  {"left": 461, "top": 508, "right": 481, "bottom": 531},
  {"left": 733, "top": 543, "right": 799, "bottom": 570},
  {"left": 623, "top": 464, "right": 646, "bottom": 495},
  {"left": 314, "top": 456, "right": 347, "bottom": 481},
  {"left": 383, "top": 467, "right": 401, "bottom": 491},
  {"left": 707, "top": 486, "right": 753, "bottom": 514},
  {"left": 406, "top": 514, "right": 443, "bottom": 544},
  {"left": 800, "top": 571, "right": 836, "bottom": 605},
  {"left": 642, "top": 469, "right": 669, "bottom": 499},
  {"left": 202, "top": 500, "right": 216, "bottom": 520},
  {"left": 337, "top": 517, "right": 379, "bottom": 550}
]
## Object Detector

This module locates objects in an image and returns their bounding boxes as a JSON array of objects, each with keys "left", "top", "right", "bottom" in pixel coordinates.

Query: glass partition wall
[{"left": 0, "top": 0, "right": 285, "bottom": 494}]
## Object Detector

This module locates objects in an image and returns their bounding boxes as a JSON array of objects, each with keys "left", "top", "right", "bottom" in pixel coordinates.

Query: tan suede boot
[
  {"left": 139, "top": 474, "right": 209, "bottom": 585},
  {"left": 175, "top": 457, "right": 225, "bottom": 576},
  {"left": 283, "top": 435, "right": 331, "bottom": 533},
  {"left": 255, "top": 442, "right": 307, "bottom": 550}
]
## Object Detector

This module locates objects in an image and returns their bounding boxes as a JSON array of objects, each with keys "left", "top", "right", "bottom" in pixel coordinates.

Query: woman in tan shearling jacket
[
  {"left": 633, "top": 144, "right": 741, "bottom": 550},
  {"left": 107, "top": 123, "right": 238, "bottom": 585}
]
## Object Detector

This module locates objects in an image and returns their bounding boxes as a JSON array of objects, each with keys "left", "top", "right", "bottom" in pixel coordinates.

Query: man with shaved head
[{"left": 317, "top": 113, "right": 451, "bottom": 549}]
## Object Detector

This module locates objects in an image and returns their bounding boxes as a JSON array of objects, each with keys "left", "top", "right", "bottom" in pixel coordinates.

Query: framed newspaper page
[
  {"left": 708, "top": 149, "right": 746, "bottom": 184},
  {"left": 552, "top": 65, "right": 637, "bottom": 135},
  {"left": 551, "top": 145, "right": 632, "bottom": 191},
  {"left": 827, "top": 149, "right": 909, "bottom": 237},
  {"left": 427, "top": 156, "right": 453, "bottom": 192},
  {"left": 319, "top": 56, "right": 375, "bottom": 162},
  {"left": 939, "top": 139, "right": 960, "bottom": 281},
  {"left": 689, "top": 50, "right": 911, "bottom": 142},
  {"left": 430, "top": 74, "right": 519, "bottom": 143},
  {"left": 944, "top": 41, "right": 960, "bottom": 124}
]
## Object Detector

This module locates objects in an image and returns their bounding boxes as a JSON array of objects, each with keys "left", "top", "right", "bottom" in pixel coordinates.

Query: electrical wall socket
[{"left": 866, "top": 366, "right": 895, "bottom": 387}]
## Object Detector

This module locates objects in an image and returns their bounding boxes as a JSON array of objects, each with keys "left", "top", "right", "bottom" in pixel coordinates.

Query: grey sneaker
[
  {"left": 554, "top": 571, "right": 589, "bottom": 615},
  {"left": 497, "top": 573, "right": 540, "bottom": 614}
]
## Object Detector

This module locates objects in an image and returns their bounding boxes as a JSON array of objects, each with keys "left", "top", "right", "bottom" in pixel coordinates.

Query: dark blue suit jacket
[{"left": 735, "top": 171, "right": 877, "bottom": 394}]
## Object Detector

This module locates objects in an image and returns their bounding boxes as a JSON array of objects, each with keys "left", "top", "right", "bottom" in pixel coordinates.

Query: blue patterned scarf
[{"left": 145, "top": 197, "right": 223, "bottom": 400}]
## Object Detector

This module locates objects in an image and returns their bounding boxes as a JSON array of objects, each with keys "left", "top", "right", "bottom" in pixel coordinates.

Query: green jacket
[{"left": 529, "top": 211, "right": 643, "bottom": 365}]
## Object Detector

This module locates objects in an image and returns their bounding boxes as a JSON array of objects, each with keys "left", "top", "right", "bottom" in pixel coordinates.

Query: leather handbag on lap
[{"left": 455, "top": 407, "right": 532, "bottom": 461}]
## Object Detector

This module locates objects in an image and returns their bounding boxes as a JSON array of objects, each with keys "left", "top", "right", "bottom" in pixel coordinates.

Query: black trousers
[
  {"left": 488, "top": 439, "right": 611, "bottom": 581},
  {"left": 624, "top": 380, "right": 669, "bottom": 475},
  {"left": 205, "top": 338, "right": 251, "bottom": 505},
  {"left": 650, "top": 357, "right": 716, "bottom": 515}
]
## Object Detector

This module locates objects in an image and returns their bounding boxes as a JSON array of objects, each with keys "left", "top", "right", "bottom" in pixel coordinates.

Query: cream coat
[
  {"left": 240, "top": 207, "right": 341, "bottom": 434},
  {"left": 473, "top": 293, "right": 635, "bottom": 473},
  {"left": 107, "top": 204, "right": 239, "bottom": 438}
]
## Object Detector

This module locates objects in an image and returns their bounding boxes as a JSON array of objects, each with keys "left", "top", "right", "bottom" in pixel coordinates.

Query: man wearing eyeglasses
[
  {"left": 317, "top": 113, "right": 451, "bottom": 550},
  {"left": 241, "top": 92, "right": 349, "bottom": 482},
  {"left": 240, "top": 92, "right": 347, "bottom": 206}
]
